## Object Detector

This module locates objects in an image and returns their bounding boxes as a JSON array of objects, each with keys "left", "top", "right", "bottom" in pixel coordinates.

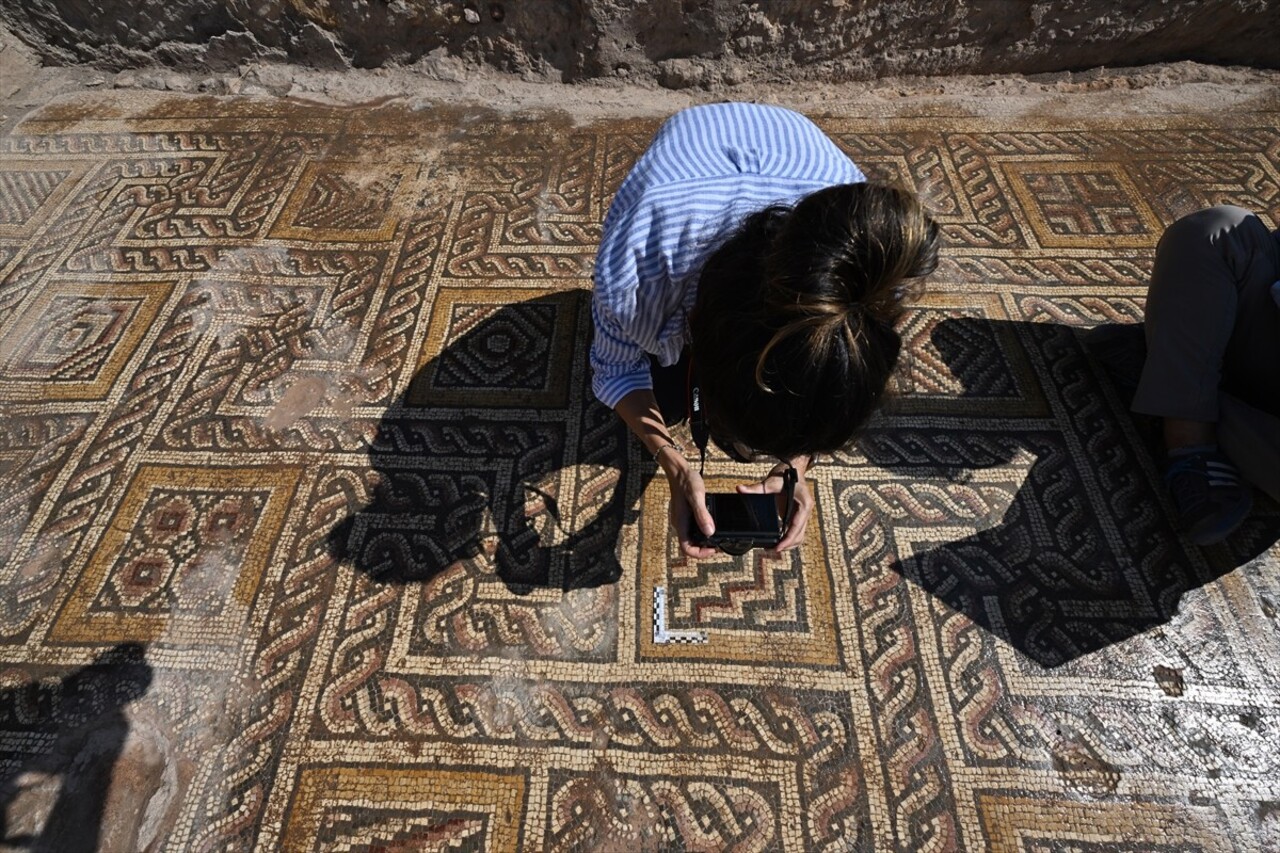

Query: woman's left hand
[{"left": 736, "top": 459, "right": 813, "bottom": 553}]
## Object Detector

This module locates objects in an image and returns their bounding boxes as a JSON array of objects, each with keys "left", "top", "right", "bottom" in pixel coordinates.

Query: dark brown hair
[{"left": 688, "top": 182, "right": 940, "bottom": 460}]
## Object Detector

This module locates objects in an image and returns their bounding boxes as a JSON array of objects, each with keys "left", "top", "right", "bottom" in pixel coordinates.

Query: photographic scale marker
[{"left": 652, "top": 586, "right": 708, "bottom": 644}]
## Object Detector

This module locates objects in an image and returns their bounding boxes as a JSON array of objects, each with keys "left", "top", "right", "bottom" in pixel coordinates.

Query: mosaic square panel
[
  {"left": 637, "top": 475, "right": 842, "bottom": 667},
  {"left": 270, "top": 160, "right": 410, "bottom": 242},
  {"left": 282, "top": 765, "right": 526, "bottom": 852},
  {"left": 49, "top": 464, "right": 299, "bottom": 645},
  {"left": 407, "top": 286, "right": 583, "bottom": 409},
  {"left": 1001, "top": 160, "right": 1161, "bottom": 248},
  {"left": 0, "top": 281, "right": 174, "bottom": 401},
  {"left": 1134, "top": 154, "right": 1280, "bottom": 224},
  {"left": 889, "top": 293, "right": 1049, "bottom": 418}
]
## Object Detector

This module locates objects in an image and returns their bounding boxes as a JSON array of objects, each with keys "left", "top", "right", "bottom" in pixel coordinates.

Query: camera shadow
[
  {"left": 874, "top": 316, "right": 1279, "bottom": 668},
  {"left": 327, "top": 289, "right": 643, "bottom": 594}
]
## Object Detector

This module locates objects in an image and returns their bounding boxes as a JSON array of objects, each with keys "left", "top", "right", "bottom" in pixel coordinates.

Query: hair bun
[
  {"left": 766, "top": 182, "right": 940, "bottom": 315},
  {"left": 687, "top": 181, "right": 937, "bottom": 459}
]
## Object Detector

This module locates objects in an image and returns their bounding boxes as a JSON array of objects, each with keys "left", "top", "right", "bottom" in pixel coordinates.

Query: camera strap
[
  {"left": 779, "top": 465, "right": 797, "bottom": 533},
  {"left": 688, "top": 358, "right": 709, "bottom": 476}
]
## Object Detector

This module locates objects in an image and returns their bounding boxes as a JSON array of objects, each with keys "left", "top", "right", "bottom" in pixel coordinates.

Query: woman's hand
[
  {"left": 661, "top": 450, "right": 718, "bottom": 559},
  {"left": 612, "top": 389, "right": 718, "bottom": 559},
  {"left": 736, "top": 458, "right": 813, "bottom": 553}
]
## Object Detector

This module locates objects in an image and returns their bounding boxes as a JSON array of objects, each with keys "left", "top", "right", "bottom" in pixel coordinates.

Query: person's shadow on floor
[
  {"left": 0, "top": 642, "right": 152, "bottom": 852},
  {"left": 328, "top": 290, "right": 639, "bottom": 593},
  {"left": 877, "top": 317, "right": 1279, "bottom": 668}
]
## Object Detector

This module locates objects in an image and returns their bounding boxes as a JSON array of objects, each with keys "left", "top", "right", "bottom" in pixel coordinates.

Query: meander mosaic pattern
[{"left": 1, "top": 96, "right": 1279, "bottom": 851}]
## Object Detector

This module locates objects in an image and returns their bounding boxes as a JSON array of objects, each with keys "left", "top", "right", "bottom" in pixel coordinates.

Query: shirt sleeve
[
  {"left": 590, "top": 295, "right": 654, "bottom": 409},
  {"left": 590, "top": 200, "right": 665, "bottom": 409}
]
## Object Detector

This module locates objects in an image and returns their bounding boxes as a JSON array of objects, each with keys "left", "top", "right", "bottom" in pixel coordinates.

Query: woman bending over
[{"left": 591, "top": 103, "right": 940, "bottom": 558}]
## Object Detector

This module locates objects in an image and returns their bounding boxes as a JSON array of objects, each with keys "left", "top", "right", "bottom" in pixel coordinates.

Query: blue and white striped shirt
[{"left": 590, "top": 103, "right": 865, "bottom": 409}]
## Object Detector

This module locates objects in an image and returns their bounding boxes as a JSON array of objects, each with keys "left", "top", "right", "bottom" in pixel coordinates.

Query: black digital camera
[{"left": 689, "top": 467, "right": 797, "bottom": 555}]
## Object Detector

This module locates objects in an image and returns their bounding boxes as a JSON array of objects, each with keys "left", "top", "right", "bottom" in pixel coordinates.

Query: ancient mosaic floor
[{"left": 1, "top": 93, "right": 1279, "bottom": 852}]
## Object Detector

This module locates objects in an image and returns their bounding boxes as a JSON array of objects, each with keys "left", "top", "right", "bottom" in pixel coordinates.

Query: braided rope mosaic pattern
[{"left": 0, "top": 95, "right": 1278, "bottom": 851}]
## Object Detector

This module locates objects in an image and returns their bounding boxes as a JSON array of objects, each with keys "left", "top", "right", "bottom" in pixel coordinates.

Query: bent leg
[
  {"left": 1218, "top": 392, "right": 1280, "bottom": 504},
  {"left": 1132, "top": 205, "right": 1280, "bottom": 423}
]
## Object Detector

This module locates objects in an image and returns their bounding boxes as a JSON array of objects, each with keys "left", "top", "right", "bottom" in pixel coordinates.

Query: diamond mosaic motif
[
  {"left": 0, "top": 281, "right": 174, "bottom": 401},
  {"left": 282, "top": 766, "right": 526, "bottom": 852},
  {"left": 271, "top": 160, "right": 410, "bottom": 242}
]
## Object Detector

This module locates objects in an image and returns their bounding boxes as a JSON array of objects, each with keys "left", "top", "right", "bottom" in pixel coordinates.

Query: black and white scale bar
[{"left": 652, "top": 586, "right": 708, "bottom": 645}]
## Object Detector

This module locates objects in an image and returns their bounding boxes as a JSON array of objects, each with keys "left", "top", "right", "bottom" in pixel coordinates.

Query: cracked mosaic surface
[{"left": 0, "top": 94, "right": 1278, "bottom": 851}]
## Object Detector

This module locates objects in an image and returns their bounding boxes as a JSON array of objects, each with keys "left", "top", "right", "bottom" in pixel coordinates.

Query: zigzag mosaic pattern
[{"left": 0, "top": 95, "right": 1278, "bottom": 851}]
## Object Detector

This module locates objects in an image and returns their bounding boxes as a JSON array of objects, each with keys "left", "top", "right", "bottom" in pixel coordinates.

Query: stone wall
[{"left": 2, "top": 0, "right": 1276, "bottom": 85}]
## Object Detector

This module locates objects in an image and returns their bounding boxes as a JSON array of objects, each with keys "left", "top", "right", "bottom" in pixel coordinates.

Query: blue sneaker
[{"left": 1163, "top": 447, "right": 1252, "bottom": 546}]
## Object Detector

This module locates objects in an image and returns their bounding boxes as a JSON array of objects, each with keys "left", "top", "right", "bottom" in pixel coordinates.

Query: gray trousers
[{"left": 1132, "top": 205, "right": 1280, "bottom": 502}]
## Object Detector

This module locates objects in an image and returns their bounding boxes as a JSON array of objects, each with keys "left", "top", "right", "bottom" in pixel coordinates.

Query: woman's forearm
[
  {"left": 616, "top": 388, "right": 715, "bottom": 549},
  {"left": 614, "top": 388, "right": 671, "bottom": 450},
  {"left": 614, "top": 388, "right": 686, "bottom": 475}
]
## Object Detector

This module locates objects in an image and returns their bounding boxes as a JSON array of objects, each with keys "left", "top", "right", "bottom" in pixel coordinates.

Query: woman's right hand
[
  {"left": 612, "top": 389, "right": 717, "bottom": 559},
  {"left": 660, "top": 450, "right": 717, "bottom": 559}
]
